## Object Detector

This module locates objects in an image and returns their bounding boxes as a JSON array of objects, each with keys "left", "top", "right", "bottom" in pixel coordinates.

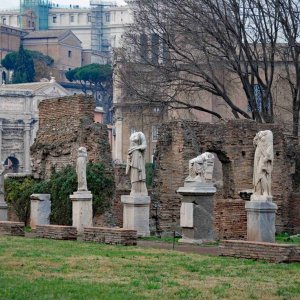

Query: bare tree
[
  {"left": 119, "top": 0, "right": 280, "bottom": 122},
  {"left": 276, "top": 0, "right": 300, "bottom": 136}
]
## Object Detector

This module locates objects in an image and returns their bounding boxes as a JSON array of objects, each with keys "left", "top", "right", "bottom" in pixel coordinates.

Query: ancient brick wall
[
  {"left": 289, "top": 193, "right": 300, "bottom": 234},
  {"left": 83, "top": 227, "right": 137, "bottom": 246},
  {"left": 31, "top": 95, "right": 112, "bottom": 179},
  {"left": 219, "top": 240, "right": 300, "bottom": 263},
  {"left": 153, "top": 120, "right": 297, "bottom": 238}
]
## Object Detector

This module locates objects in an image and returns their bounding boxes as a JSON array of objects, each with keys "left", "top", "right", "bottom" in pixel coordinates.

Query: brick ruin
[
  {"left": 30, "top": 95, "right": 116, "bottom": 226},
  {"left": 153, "top": 120, "right": 298, "bottom": 238},
  {"left": 31, "top": 95, "right": 112, "bottom": 179}
]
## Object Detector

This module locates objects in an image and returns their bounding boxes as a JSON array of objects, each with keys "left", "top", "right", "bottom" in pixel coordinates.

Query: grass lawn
[{"left": 0, "top": 236, "right": 299, "bottom": 300}]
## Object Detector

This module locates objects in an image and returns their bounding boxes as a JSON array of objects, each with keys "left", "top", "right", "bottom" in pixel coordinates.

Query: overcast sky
[{"left": 0, "top": 0, "right": 126, "bottom": 10}]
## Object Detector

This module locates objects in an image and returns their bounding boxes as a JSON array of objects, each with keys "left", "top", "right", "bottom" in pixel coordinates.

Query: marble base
[
  {"left": 0, "top": 200, "right": 8, "bottom": 221},
  {"left": 177, "top": 181, "right": 216, "bottom": 244},
  {"left": 30, "top": 194, "right": 51, "bottom": 229},
  {"left": 245, "top": 198, "right": 277, "bottom": 243},
  {"left": 121, "top": 194, "right": 151, "bottom": 237},
  {"left": 70, "top": 191, "right": 93, "bottom": 234}
]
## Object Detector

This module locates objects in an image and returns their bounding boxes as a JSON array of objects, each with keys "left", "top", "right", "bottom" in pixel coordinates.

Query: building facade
[
  {"left": 0, "top": 2, "right": 133, "bottom": 64},
  {"left": 22, "top": 29, "right": 82, "bottom": 81},
  {"left": 0, "top": 25, "right": 28, "bottom": 84},
  {"left": 0, "top": 79, "right": 70, "bottom": 173}
]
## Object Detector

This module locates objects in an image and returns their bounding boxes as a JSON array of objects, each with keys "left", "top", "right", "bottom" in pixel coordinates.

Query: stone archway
[{"left": 4, "top": 157, "right": 19, "bottom": 173}]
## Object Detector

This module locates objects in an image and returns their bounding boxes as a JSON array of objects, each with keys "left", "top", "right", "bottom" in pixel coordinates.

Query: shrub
[
  {"left": 5, "top": 163, "right": 115, "bottom": 226},
  {"left": 146, "top": 163, "right": 154, "bottom": 188},
  {"left": 5, "top": 177, "right": 40, "bottom": 225}
]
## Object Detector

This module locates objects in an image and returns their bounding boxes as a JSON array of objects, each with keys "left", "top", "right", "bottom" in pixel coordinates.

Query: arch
[{"left": 4, "top": 156, "right": 19, "bottom": 173}]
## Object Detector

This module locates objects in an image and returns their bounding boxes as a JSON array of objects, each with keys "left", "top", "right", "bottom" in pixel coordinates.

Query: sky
[{"left": 0, "top": 0, "right": 126, "bottom": 10}]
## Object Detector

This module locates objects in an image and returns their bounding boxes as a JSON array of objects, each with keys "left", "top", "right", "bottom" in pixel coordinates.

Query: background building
[
  {"left": 22, "top": 29, "right": 82, "bottom": 81},
  {"left": 0, "top": 79, "right": 70, "bottom": 173},
  {"left": 0, "top": 1, "right": 133, "bottom": 64}
]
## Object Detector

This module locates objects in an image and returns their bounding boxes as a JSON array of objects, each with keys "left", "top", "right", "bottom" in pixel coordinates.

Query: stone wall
[
  {"left": 0, "top": 221, "right": 25, "bottom": 236},
  {"left": 219, "top": 240, "right": 300, "bottom": 263},
  {"left": 83, "top": 227, "right": 137, "bottom": 245},
  {"left": 31, "top": 95, "right": 112, "bottom": 179},
  {"left": 289, "top": 193, "right": 300, "bottom": 234},
  {"left": 35, "top": 225, "right": 77, "bottom": 240},
  {"left": 153, "top": 120, "right": 297, "bottom": 238}
]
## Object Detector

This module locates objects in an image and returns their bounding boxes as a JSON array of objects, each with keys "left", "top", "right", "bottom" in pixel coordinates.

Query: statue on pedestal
[
  {"left": 126, "top": 132, "right": 147, "bottom": 195},
  {"left": 253, "top": 130, "right": 273, "bottom": 198},
  {"left": 76, "top": 147, "right": 88, "bottom": 192},
  {"left": 186, "top": 152, "right": 215, "bottom": 182}
]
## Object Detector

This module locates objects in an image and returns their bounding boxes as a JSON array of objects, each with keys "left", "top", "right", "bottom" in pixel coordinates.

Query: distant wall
[{"left": 31, "top": 95, "right": 112, "bottom": 179}]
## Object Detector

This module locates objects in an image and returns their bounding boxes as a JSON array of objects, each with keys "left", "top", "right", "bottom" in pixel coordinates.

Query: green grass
[
  {"left": 0, "top": 236, "right": 299, "bottom": 299},
  {"left": 276, "top": 233, "right": 300, "bottom": 244}
]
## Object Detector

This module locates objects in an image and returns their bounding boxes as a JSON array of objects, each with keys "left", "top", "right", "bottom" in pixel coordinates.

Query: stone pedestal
[
  {"left": 121, "top": 194, "right": 151, "bottom": 237},
  {"left": 70, "top": 191, "right": 93, "bottom": 234},
  {"left": 0, "top": 196, "right": 8, "bottom": 221},
  {"left": 245, "top": 196, "right": 278, "bottom": 243},
  {"left": 30, "top": 194, "right": 51, "bottom": 229},
  {"left": 177, "top": 181, "right": 216, "bottom": 244}
]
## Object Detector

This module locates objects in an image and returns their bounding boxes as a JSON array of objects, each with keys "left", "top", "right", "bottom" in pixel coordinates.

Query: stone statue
[
  {"left": 76, "top": 147, "right": 88, "bottom": 192},
  {"left": 186, "top": 152, "right": 215, "bottom": 182},
  {"left": 126, "top": 131, "right": 147, "bottom": 195},
  {"left": 253, "top": 130, "right": 273, "bottom": 198}
]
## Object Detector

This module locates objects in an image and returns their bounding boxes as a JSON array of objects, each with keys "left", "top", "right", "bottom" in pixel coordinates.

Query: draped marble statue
[
  {"left": 186, "top": 152, "right": 215, "bottom": 182},
  {"left": 126, "top": 132, "right": 148, "bottom": 195},
  {"left": 76, "top": 147, "right": 88, "bottom": 191},
  {"left": 253, "top": 130, "right": 273, "bottom": 198}
]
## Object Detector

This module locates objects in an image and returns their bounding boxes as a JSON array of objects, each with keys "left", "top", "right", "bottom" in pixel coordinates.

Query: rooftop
[{"left": 23, "top": 29, "right": 70, "bottom": 39}]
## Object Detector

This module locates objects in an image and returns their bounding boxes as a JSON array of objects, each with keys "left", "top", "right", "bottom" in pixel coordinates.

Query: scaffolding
[
  {"left": 20, "top": 0, "right": 50, "bottom": 30},
  {"left": 91, "top": 1, "right": 115, "bottom": 56}
]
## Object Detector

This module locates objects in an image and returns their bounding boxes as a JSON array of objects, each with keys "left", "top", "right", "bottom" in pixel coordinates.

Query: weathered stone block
[
  {"left": 70, "top": 191, "right": 93, "bottom": 234},
  {"left": 30, "top": 194, "right": 51, "bottom": 229},
  {"left": 121, "top": 194, "right": 151, "bottom": 237},
  {"left": 245, "top": 200, "right": 278, "bottom": 243},
  {"left": 178, "top": 181, "right": 216, "bottom": 244}
]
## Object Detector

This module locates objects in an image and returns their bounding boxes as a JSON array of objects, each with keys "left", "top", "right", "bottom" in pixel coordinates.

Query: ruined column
[
  {"left": 0, "top": 162, "right": 8, "bottom": 221},
  {"left": 23, "top": 122, "right": 31, "bottom": 173},
  {"left": 0, "top": 119, "right": 3, "bottom": 163}
]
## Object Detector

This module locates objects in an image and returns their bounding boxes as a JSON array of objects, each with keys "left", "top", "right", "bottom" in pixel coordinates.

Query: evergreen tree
[{"left": 12, "top": 44, "right": 35, "bottom": 84}]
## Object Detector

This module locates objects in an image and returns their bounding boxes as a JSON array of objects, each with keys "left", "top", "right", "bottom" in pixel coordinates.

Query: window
[
  {"left": 153, "top": 107, "right": 160, "bottom": 113},
  {"left": 68, "top": 50, "right": 72, "bottom": 58},
  {"left": 52, "top": 16, "right": 57, "bottom": 23},
  {"left": 140, "top": 33, "right": 148, "bottom": 61},
  {"left": 70, "top": 15, "right": 74, "bottom": 23},
  {"left": 2, "top": 18, "right": 6, "bottom": 25},
  {"left": 152, "top": 125, "right": 159, "bottom": 141},
  {"left": 151, "top": 34, "right": 159, "bottom": 64},
  {"left": 105, "top": 13, "right": 110, "bottom": 22},
  {"left": 248, "top": 84, "right": 270, "bottom": 113},
  {"left": 88, "top": 15, "right": 91, "bottom": 22}
]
